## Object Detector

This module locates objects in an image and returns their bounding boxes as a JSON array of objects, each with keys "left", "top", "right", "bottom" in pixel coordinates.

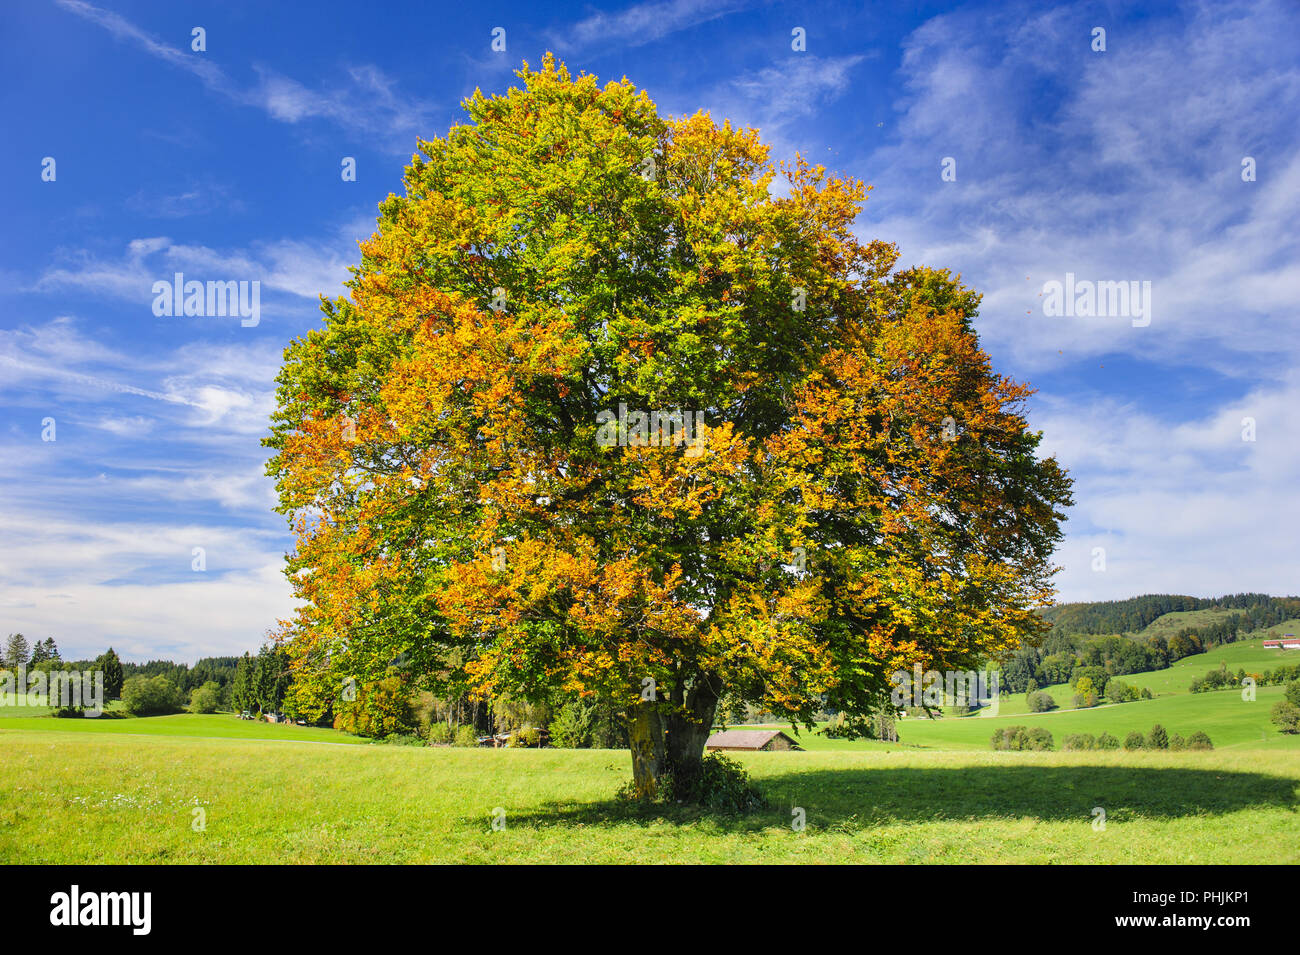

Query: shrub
[
  {"left": 1123, "top": 731, "right": 1145, "bottom": 751},
  {"left": 332, "top": 673, "right": 417, "bottom": 738},
  {"left": 1286, "top": 679, "right": 1300, "bottom": 708},
  {"left": 549, "top": 699, "right": 595, "bottom": 748},
  {"left": 1271, "top": 700, "right": 1300, "bottom": 734},
  {"left": 1096, "top": 732, "right": 1120, "bottom": 750},
  {"left": 644, "top": 753, "right": 767, "bottom": 813},
  {"left": 121, "top": 675, "right": 181, "bottom": 716},
  {"left": 426, "top": 722, "right": 453, "bottom": 745},
  {"left": 1169, "top": 733, "right": 1186, "bottom": 751},
  {"left": 990, "top": 726, "right": 1052, "bottom": 751},
  {"left": 189, "top": 681, "right": 221, "bottom": 714},
  {"left": 1026, "top": 691, "right": 1056, "bottom": 713},
  {"left": 1063, "top": 732, "right": 1097, "bottom": 751},
  {"left": 508, "top": 726, "right": 542, "bottom": 748},
  {"left": 991, "top": 726, "right": 1026, "bottom": 750},
  {"left": 1141, "top": 687, "right": 1153, "bottom": 699},
  {"left": 1146, "top": 723, "right": 1169, "bottom": 750},
  {"left": 1186, "top": 731, "right": 1213, "bottom": 750},
  {"left": 1025, "top": 727, "right": 1054, "bottom": 751},
  {"left": 1107, "top": 680, "right": 1136, "bottom": 704},
  {"left": 381, "top": 732, "right": 424, "bottom": 746},
  {"left": 453, "top": 725, "right": 480, "bottom": 747}
]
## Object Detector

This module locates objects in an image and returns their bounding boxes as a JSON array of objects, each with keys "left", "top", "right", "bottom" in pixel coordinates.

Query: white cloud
[
  {"left": 1036, "top": 373, "right": 1300, "bottom": 601},
  {"left": 862, "top": 0, "right": 1300, "bottom": 374},
  {"left": 729, "top": 55, "right": 867, "bottom": 122},
  {"left": 93, "top": 415, "right": 155, "bottom": 438},
  {"left": 35, "top": 235, "right": 354, "bottom": 307}
]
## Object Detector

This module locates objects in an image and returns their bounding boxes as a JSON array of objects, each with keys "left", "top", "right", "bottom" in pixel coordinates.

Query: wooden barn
[{"left": 705, "top": 729, "right": 802, "bottom": 752}]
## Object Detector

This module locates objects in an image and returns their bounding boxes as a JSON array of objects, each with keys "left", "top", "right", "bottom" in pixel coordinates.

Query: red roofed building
[{"left": 1263, "top": 634, "right": 1300, "bottom": 650}]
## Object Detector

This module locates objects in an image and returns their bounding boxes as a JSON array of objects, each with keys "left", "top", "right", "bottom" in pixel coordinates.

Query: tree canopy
[{"left": 265, "top": 56, "right": 1073, "bottom": 798}]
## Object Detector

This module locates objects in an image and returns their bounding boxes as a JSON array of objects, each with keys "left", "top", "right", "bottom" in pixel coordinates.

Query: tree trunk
[
  {"left": 627, "top": 702, "right": 665, "bottom": 799},
  {"left": 625, "top": 674, "right": 721, "bottom": 802},
  {"left": 663, "top": 673, "right": 721, "bottom": 799}
]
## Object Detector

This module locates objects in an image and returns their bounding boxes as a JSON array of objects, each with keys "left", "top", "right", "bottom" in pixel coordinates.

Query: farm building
[
  {"left": 1263, "top": 635, "right": 1300, "bottom": 650},
  {"left": 705, "top": 729, "right": 802, "bottom": 752}
]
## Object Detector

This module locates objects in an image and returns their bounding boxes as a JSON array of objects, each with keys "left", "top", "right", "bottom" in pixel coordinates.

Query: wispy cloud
[
  {"left": 1037, "top": 372, "right": 1300, "bottom": 601},
  {"left": 0, "top": 509, "right": 292, "bottom": 659},
  {"left": 53, "top": 0, "right": 233, "bottom": 90},
  {"left": 54, "top": 0, "right": 439, "bottom": 152},
  {"left": 124, "top": 182, "right": 245, "bottom": 219},
  {"left": 556, "top": 0, "right": 751, "bottom": 51},
  {"left": 861, "top": 0, "right": 1300, "bottom": 375},
  {"left": 35, "top": 234, "right": 354, "bottom": 305},
  {"left": 728, "top": 54, "right": 867, "bottom": 122}
]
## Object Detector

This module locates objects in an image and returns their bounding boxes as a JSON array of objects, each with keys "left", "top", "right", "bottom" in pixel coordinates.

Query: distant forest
[
  {"left": 996, "top": 593, "right": 1300, "bottom": 695},
  {"left": 1039, "top": 593, "right": 1300, "bottom": 639},
  {"left": 58, "top": 656, "right": 242, "bottom": 694}
]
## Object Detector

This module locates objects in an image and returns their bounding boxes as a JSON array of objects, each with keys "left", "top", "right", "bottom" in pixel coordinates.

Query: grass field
[
  {"left": 3, "top": 614, "right": 1298, "bottom": 864},
  {"left": 739, "top": 637, "right": 1300, "bottom": 753},
  {"left": 1121, "top": 638, "right": 1300, "bottom": 696},
  {"left": 750, "top": 684, "right": 1297, "bottom": 753},
  {"left": 0, "top": 712, "right": 368, "bottom": 744},
  {"left": 0, "top": 729, "right": 1296, "bottom": 863},
  {"left": 1134, "top": 608, "right": 1241, "bottom": 639}
]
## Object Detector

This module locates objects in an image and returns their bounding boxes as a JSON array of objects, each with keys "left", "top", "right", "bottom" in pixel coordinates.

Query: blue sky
[{"left": 3, "top": 0, "right": 1298, "bottom": 662}]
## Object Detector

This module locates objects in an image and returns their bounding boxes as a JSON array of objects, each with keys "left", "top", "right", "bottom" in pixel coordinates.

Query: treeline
[
  {"left": 1190, "top": 660, "right": 1300, "bottom": 694},
  {"left": 2, "top": 631, "right": 246, "bottom": 713},
  {"left": 1002, "top": 593, "right": 1300, "bottom": 694},
  {"left": 1000, "top": 632, "right": 1178, "bottom": 695},
  {"left": 1039, "top": 593, "right": 1300, "bottom": 638},
  {"left": 227, "top": 645, "right": 628, "bottom": 747},
  {"left": 1166, "top": 601, "right": 1299, "bottom": 649},
  {"left": 116, "top": 657, "right": 241, "bottom": 693},
  {"left": 4, "top": 631, "right": 631, "bottom": 745},
  {"left": 990, "top": 724, "right": 1214, "bottom": 752}
]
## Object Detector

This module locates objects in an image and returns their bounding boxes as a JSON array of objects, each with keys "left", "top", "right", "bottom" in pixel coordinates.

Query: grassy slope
[
  {"left": 749, "top": 634, "right": 1300, "bottom": 752},
  {"left": 1121, "top": 639, "right": 1300, "bottom": 696},
  {"left": 1134, "top": 608, "right": 1241, "bottom": 639},
  {"left": 0, "top": 712, "right": 368, "bottom": 745},
  {"left": 757, "top": 684, "right": 1297, "bottom": 753},
  {"left": 889, "top": 684, "right": 1296, "bottom": 752},
  {"left": 0, "top": 731, "right": 1295, "bottom": 863}
]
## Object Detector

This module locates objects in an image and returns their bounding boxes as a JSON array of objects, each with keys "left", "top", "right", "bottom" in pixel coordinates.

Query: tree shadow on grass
[{"left": 501, "top": 764, "right": 1300, "bottom": 833}]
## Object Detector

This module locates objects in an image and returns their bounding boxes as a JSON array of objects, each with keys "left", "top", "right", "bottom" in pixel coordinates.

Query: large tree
[
  {"left": 266, "top": 57, "right": 1072, "bottom": 798},
  {"left": 95, "top": 647, "right": 124, "bottom": 699},
  {"left": 3, "top": 633, "right": 30, "bottom": 672}
]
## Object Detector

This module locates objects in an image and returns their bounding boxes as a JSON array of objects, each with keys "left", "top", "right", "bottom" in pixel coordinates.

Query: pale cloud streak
[
  {"left": 556, "top": 0, "right": 751, "bottom": 51},
  {"left": 54, "top": 0, "right": 439, "bottom": 152}
]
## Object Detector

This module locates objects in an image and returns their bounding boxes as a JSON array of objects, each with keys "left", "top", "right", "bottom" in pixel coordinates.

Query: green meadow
[
  {"left": 2, "top": 631, "right": 1298, "bottom": 864},
  {"left": 0, "top": 711, "right": 367, "bottom": 745},
  {"left": 0, "top": 730, "right": 1296, "bottom": 864},
  {"left": 760, "top": 683, "right": 1296, "bottom": 753}
]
